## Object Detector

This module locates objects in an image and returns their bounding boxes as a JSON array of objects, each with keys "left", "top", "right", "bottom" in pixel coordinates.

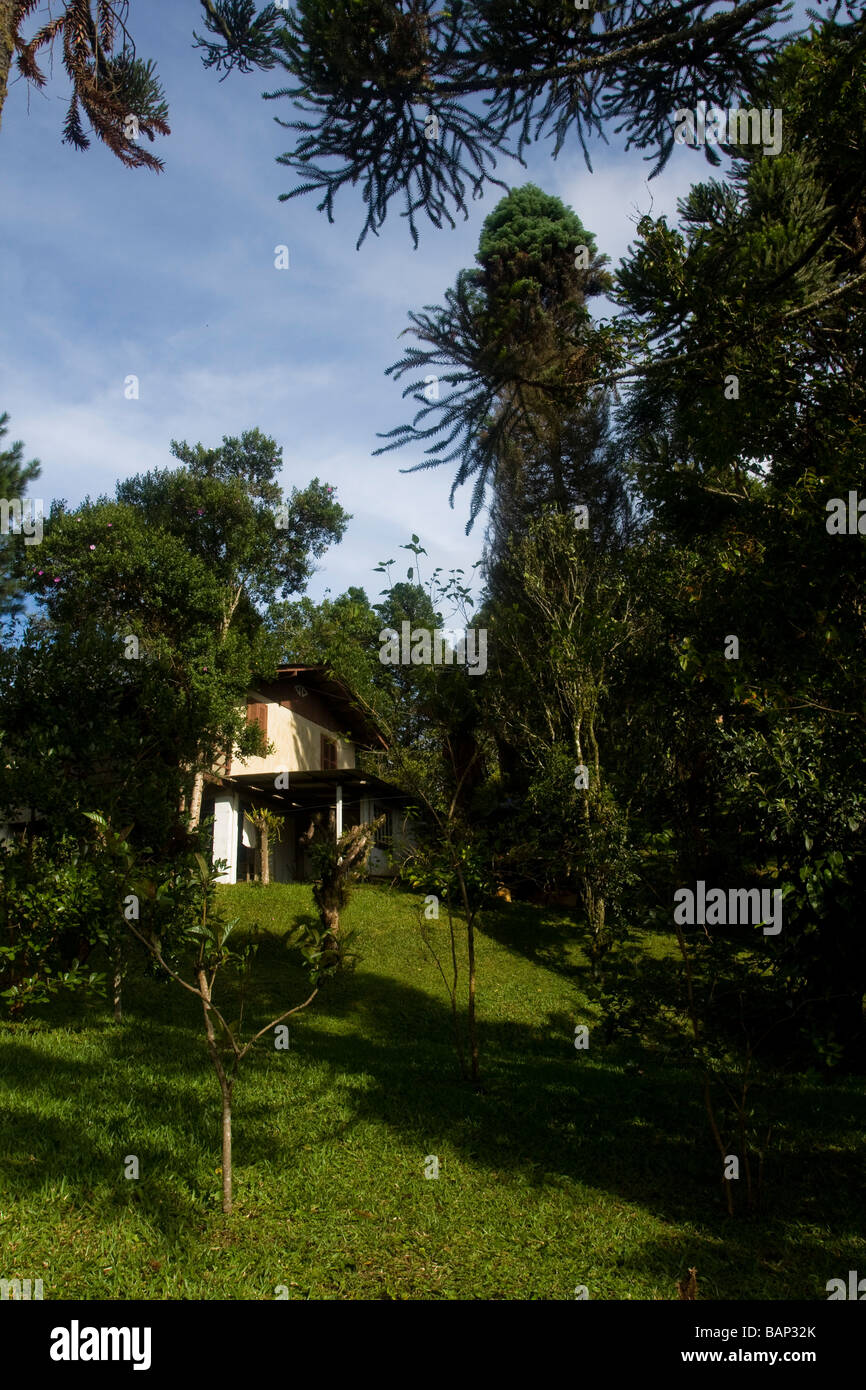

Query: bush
[{"left": 0, "top": 834, "right": 106, "bottom": 1016}]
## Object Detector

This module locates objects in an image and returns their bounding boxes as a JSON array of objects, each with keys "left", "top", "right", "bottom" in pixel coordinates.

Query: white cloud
[{"left": 549, "top": 152, "right": 701, "bottom": 268}]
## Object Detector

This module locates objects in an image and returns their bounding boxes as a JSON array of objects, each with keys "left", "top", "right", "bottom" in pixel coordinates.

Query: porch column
[
  {"left": 335, "top": 783, "right": 343, "bottom": 840},
  {"left": 212, "top": 792, "right": 239, "bottom": 883}
]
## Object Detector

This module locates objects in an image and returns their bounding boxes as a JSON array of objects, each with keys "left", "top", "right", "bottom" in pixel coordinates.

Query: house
[{"left": 202, "top": 666, "right": 413, "bottom": 884}]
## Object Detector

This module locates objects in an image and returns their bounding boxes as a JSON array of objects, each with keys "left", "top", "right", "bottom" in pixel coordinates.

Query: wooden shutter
[{"left": 247, "top": 702, "right": 268, "bottom": 736}]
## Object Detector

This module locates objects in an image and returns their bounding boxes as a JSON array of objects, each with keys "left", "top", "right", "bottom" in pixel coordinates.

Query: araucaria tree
[
  {"left": 267, "top": 0, "right": 790, "bottom": 245},
  {"left": 376, "top": 182, "right": 619, "bottom": 528},
  {"left": 0, "top": 1, "right": 286, "bottom": 153}
]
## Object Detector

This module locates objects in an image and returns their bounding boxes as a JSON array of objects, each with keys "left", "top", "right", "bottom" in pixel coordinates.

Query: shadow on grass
[
  {"left": 2, "top": 937, "right": 864, "bottom": 1296},
  {"left": 479, "top": 901, "right": 587, "bottom": 983}
]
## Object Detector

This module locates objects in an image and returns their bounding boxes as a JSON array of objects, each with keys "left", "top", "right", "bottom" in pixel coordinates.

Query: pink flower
[
  {"left": 107, "top": 523, "right": 113, "bottom": 527},
  {"left": 53, "top": 578, "right": 60, "bottom": 584},
  {"left": 38, "top": 570, "right": 43, "bottom": 576},
  {"left": 89, "top": 544, "right": 96, "bottom": 550}
]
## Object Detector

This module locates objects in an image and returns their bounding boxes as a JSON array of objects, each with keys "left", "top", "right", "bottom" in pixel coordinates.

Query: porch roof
[{"left": 214, "top": 769, "right": 408, "bottom": 810}]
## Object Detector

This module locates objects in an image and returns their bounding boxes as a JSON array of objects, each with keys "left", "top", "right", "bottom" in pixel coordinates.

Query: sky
[{"left": 0, "top": 1, "right": 803, "bottom": 607}]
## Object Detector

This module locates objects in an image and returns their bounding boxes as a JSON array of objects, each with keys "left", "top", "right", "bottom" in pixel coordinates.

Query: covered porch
[{"left": 203, "top": 769, "right": 409, "bottom": 884}]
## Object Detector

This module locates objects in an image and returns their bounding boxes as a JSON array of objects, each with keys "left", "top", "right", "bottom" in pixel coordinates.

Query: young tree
[
  {"left": 90, "top": 814, "right": 332, "bottom": 1215},
  {"left": 367, "top": 547, "right": 493, "bottom": 1085},
  {"left": 245, "top": 805, "right": 283, "bottom": 885},
  {"left": 278, "top": 543, "right": 492, "bottom": 1074},
  {"left": 304, "top": 813, "right": 385, "bottom": 967}
]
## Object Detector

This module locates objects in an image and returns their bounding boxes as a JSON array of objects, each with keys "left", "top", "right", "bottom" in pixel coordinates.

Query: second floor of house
[{"left": 222, "top": 666, "right": 386, "bottom": 780}]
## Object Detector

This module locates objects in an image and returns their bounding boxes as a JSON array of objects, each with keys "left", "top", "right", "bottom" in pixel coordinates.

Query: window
[
  {"left": 374, "top": 803, "right": 393, "bottom": 846},
  {"left": 321, "top": 736, "right": 337, "bottom": 771},
  {"left": 246, "top": 702, "right": 268, "bottom": 736}
]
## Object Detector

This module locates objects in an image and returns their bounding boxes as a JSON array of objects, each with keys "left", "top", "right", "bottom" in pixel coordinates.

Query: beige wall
[{"left": 232, "top": 697, "right": 355, "bottom": 777}]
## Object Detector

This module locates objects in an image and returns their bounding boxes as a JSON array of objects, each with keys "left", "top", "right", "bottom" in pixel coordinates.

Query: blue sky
[{"left": 0, "top": 1, "right": 799, "bottom": 606}]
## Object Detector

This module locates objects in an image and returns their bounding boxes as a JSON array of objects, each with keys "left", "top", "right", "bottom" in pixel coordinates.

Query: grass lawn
[{"left": 1, "top": 883, "right": 863, "bottom": 1300}]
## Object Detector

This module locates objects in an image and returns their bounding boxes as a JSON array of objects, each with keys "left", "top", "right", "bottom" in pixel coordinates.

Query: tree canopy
[{"left": 0, "top": 409, "right": 40, "bottom": 622}]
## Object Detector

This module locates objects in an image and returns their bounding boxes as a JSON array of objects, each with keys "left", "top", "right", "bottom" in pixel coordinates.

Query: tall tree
[
  {"left": 610, "top": 17, "right": 866, "bottom": 1066},
  {"left": 267, "top": 0, "right": 792, "bottom": 246},
  {"left": 482, "top": 508, "right": 640, "bottom": 974},
  {"left": 376, "top": 182, "right": 618, "bottom": 529},
  {"left": 15, "top": 429, "right": 347, "bottom": 833},
  {"left": 112, "top": 428, "right": 348, "bottom": 825},
  {"left": 0, "top": 409, "right": 40, "bottom": 623}
]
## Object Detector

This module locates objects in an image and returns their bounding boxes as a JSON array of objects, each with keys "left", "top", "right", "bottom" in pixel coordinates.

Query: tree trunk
[
  {"left": 466, "top": 913, "right": 479, "bottom": 1085},
  {"left": 0, "top": 1, "right": 15, "bottom": 135},
  {"left": 581, "top": 886, "right": 607, "bottom": 981},
  {"left": 112, "top": 939, "right": 122, "bottom": 1022},
  {"left": 259, "top": 824, "right": 269, "bottom": 885},
  {"left": 446, "top": 906, "right": 467, "bottom": 1080},
  {"left": 221, "top": 1081, "right": 233, "bottom": 1215},
  {"left": 320, "top": 902, "right": 340, "bottom": 951},
  {"left": 198, "top": 967, "right": 234, "bottom": 1215},
  {"left": 188, "top": 769, "right": 205, "bottom": 830},
  {"left": 456, "top": 861, "right": 480, "bottom": 1086}
]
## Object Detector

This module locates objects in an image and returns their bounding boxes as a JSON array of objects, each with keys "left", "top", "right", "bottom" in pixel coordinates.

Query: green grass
[{"left": 1, "top": 883, "right": 863, "bottom": 1299}]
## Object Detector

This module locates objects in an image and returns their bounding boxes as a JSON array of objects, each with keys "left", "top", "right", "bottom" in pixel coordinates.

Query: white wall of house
[
  {"left": 294, "top": 709, "right": 354, "bottom": 771},
  {"left": 234, "top": 700, "right": 355, "bottom": 778},
  {"left": 212, "top": 792, "right": 239, "bottom": 883}
]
